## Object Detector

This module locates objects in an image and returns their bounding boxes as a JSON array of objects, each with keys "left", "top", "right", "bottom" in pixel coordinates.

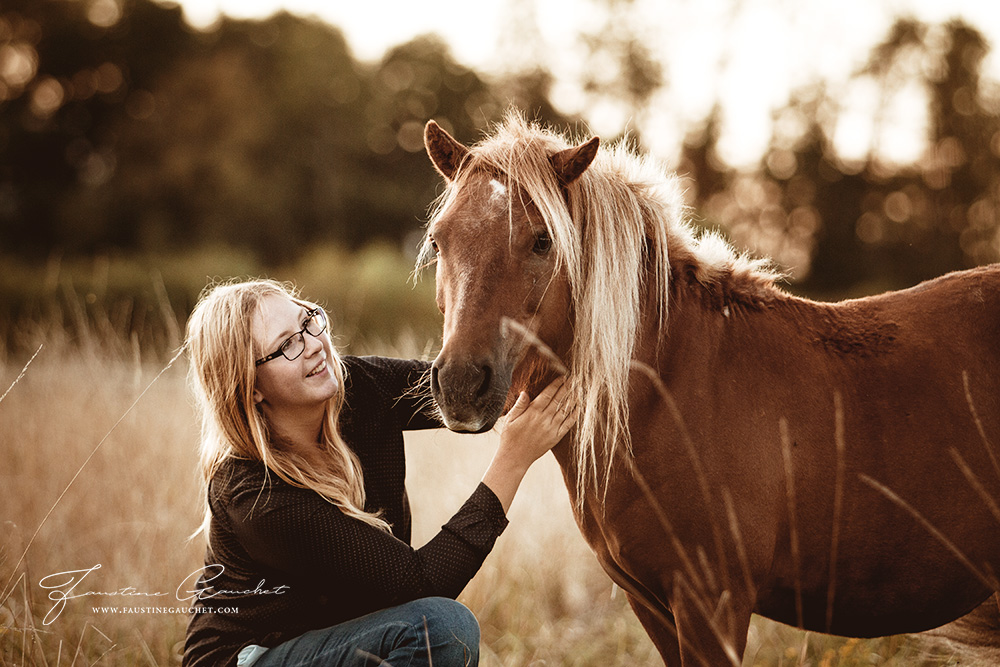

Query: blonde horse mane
[{"left": 422, "top": 111, "right": 779, "bottom": 496}]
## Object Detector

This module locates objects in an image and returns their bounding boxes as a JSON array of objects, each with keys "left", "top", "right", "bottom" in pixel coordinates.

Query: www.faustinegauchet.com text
[{"left": 91, "top": 606, "right": 239, "bottom": 614}]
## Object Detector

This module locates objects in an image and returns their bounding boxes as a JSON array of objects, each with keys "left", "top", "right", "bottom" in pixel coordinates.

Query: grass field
[
  {"left": 0, "top": 343, "right": 965, "bottom": 666},
  {"left": 0, "top": 253, "right": 966, "bottom": 665}
]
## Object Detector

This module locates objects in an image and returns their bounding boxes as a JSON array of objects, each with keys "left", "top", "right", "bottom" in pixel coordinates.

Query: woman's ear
[{"left": 253, "top": 388, "right": 265, "bottom": 405}]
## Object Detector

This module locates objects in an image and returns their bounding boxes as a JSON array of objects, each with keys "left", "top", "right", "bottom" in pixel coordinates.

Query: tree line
[
  {"left": 1, "top": 0, "right": 998, "bottom": 294},
  {"left": 0, "top": 0, "right": 569, "bottom": 263}
]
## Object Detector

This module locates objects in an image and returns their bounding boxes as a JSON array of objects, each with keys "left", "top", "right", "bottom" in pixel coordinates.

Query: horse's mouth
[
  {"left": 439, "top": 417, "right": 497, "bottom": 434},
  {"left": 435, "top": 394, "right": 506, "bottom": 433},
  {"left": 432, "top": 375, "right": 510, "bottom": 434}
]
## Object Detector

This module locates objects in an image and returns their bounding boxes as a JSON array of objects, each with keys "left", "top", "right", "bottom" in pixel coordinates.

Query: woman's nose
[{"left": 304, "top": 331, "right": 325, "bottom": 356}]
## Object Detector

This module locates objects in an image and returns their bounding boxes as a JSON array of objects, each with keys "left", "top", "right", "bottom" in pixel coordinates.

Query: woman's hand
[
  {"left": 481, "top": 378, "right": 578, "bottom": 513},
  {"left": 498, "top": 377, "right": 576, "bottom": 470}
]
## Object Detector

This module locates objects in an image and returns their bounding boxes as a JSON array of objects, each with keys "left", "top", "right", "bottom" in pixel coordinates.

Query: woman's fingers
[
  {"left": 534, "top": 376, "right": 567, "bottom": 403},
  {"left": 496, "top": 378, "right": 579, "bottom": 471},
  {"left": 505, "top": 377, "right": 577, "bottom": 441},
  {"left": 545, "top": 380, "right": 572, "bottom": 416},
  {"left": 529, "top": 378, "right": 577, "bottom": 430},
  {"left": 508, "top": 378, "right": 565, "bottom": 420},
  {"left": 507, "top": 391, "right": 531, "bottom": 420},
  {"left": 531, "top": 377, "right": 570, "bottom": 416},
  {"left": 557, "top": 404, "right": 580, "bottom": 429}
]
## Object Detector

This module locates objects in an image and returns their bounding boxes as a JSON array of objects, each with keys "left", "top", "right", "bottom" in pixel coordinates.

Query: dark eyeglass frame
[{"left": 255, "top": 307, "right": 327, "bottom": 366}]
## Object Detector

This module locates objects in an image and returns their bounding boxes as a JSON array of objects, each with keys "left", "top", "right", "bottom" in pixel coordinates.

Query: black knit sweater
[{"left": 183, "top": 356, "right": 509, "bottom": 666}]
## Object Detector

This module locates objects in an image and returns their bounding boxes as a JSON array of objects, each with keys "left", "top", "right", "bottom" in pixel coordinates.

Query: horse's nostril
[
  {"left": 432, "top": 358, "right": 493, "bottom": 404},
  {"left": 476, "top": 364, "right": 492, "bottom": 399},
  {"left": 431, "top": 364, "right": 442, "bottom": 396}
]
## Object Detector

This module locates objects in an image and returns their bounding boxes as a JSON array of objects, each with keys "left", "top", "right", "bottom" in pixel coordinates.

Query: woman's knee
[
  {"left": 408, "top": 597, "right": 480, "bottom": 665},
  {"left": 250, "top": 598, "right": 479, "bottom": 667}
]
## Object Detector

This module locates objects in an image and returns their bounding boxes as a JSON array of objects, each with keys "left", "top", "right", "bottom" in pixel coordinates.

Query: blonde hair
[{"left": 186, "top": 278, "right": 389, "bottom": 538}]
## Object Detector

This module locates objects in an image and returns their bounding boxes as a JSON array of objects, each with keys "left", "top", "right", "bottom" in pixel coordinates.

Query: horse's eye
[
  {"left": 532, "top": 231, "right": 552, "bottom": 256},
  {"left": 429, "top": 238, "right": 439, "bottom": 254}
]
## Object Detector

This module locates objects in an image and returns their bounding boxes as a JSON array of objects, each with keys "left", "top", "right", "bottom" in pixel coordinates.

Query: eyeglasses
[{"left": 255, "top": 308, "right": 328, "bottom": 366}]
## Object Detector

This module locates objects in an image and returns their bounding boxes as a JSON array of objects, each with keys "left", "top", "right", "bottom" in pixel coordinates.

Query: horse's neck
[
  {"left": 635, "top": 258, "right": 724, "bottom": 367},
  {"left": 647, "top": 254, "right": 791, "bottom": 363},
  {"left": 548, "top": 267, "right": 675, "bottom": 505},
  {"left": 552, "top": 250, "right": 790, "bottom": 489}
]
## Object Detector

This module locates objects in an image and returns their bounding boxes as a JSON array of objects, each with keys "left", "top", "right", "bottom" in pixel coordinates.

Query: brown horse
[{"left": 420, "top": 112, "right": 1000, "bottom": 665}]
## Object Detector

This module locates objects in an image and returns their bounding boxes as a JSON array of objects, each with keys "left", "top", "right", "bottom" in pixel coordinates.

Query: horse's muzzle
[{"left": 431, "top": 356, "right": 510, "bottom": 433}]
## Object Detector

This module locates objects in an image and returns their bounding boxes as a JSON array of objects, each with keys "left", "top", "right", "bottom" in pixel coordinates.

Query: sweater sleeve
[
  {"left": 219, "top": 476, "right": 507, "bottom": 612},
  {"left": 348, "top": 356, "right": 441, "bottom": 431}
]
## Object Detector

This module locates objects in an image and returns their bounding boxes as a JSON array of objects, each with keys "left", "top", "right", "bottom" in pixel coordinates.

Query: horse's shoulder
[
  {"left": 914, "top": 264, "right": 1000, "bottom": 307},
  {"left": 872, "top": 264, "right": 1000, "bottom": 322}
]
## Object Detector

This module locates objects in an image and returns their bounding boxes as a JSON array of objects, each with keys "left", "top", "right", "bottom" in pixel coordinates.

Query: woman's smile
[{"left": 306, "top": 358, "right": 328, "bottom": 378}]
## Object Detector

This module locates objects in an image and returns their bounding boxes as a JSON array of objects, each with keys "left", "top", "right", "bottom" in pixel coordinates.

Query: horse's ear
[
  {"left": 550, "top": 136, "right": 600, "bottom": 186},
  {"left": 425, "top": 120, "right": 470, "bottom": 181}
]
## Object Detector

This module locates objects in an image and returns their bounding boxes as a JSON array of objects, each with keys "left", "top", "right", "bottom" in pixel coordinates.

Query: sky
[{"left": 167, "top": 0, "right": 1000, "bottom": 168}]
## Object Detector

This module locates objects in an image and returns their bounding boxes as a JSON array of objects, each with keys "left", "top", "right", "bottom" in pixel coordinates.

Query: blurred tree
[
  {"left": 0, "top": 0, "right": 194, "bottom": 254},
  {"left": 801, "top": 19, "right": 999, "bottom": 291},
  {"left": 356, "top": 35, "right": 574, "bottom": 249},
  {"left": 570, "top": 0, "right": 663, "bottom": 140},
  {"left": 90, "top": 12, "right": 369, "bottom": 261},
  {"left": 352, "top": 34, "right": 508, "bottom": 247},
  {"left": 0, "top": 1, "right": 574, "bottom": 262},
  {"left": 685, "top": 18, "right": 1000, "bottom": 294},
  {"left": 7, "top": 2, "right": 994, "bottom": 297}
]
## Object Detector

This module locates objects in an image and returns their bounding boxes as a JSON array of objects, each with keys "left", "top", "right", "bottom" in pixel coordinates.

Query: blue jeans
[{"left": 244, "top": 597, "right": 480, "bottom": 667}]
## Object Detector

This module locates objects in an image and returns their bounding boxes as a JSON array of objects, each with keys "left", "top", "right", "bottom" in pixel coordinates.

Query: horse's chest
[
  {"left": 572, "top": 505, "right": 627, "bottom": 589},
  {"left": 572, "top": 496, "right": 662, "bottom": 592}
]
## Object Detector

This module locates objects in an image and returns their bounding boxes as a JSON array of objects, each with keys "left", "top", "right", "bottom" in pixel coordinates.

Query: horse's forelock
[{"left": 422, "top": 111, "right": 777, "bottom": 500}]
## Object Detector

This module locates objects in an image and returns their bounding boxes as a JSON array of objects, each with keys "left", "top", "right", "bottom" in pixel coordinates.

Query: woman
[{"left": 182, "top": 278, "right": 575, "bottom": 667}]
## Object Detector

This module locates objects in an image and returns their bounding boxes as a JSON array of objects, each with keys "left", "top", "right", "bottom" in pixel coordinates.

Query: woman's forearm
[
  {"left": 481, "top": 450, "right": 531, "bottom": 513},
  {"left": 482, "top": 380, "right": 576, "bottom": 513}
]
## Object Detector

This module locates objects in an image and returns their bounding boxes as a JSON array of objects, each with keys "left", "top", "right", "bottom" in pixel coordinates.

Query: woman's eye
[{"left": 532, "top": 231, "right": 552, "bottom": 256}]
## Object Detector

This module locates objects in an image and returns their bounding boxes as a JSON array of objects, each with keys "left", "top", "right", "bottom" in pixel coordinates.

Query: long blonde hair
[{"left": 186, "top": 278, "right": 389, "bottom": 537}]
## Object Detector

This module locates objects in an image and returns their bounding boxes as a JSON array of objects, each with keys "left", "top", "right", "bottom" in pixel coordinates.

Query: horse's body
[
  {"left": 421, "top": 113, "right": 1000, "bottom": 665},
  {"left": 569, "top": 264, "right": 1000, "bottom": 661}
]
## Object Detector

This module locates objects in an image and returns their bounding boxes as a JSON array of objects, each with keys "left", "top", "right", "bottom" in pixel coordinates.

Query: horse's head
[{"left": 422, "top": 120, "right": 599, "bottom": 432}]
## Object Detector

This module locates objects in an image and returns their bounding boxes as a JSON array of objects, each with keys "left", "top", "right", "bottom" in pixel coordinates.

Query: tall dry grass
[
  {"left": 0, "top": 342, "right": 201, "bottom": 663},
  {"left": 0, "top": 330, "right": 659, "bottom": 665},
  {"left": 0, "top": 289, "right": 964, "bottom": 666}
]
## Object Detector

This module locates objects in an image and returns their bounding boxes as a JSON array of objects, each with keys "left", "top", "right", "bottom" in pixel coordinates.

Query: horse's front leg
[
  {"left": 625, "top": 591, "right": 680, "bottom": 666},
  {"left": 625, "top": 572, "right": 755, "bottom": 666},
  {"left": 667, "top": 577, "right": 753, "bottom": 667}
]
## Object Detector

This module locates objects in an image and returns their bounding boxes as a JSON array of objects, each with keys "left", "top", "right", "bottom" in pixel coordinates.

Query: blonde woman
[{"left": 182, "top": 279, "right": 574, "bottom": 667}]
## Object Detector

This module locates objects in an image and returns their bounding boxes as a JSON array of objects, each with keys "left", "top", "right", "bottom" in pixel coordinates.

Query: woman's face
[{"left": 251, "top": 293, "right": 339, "bottom": 412}]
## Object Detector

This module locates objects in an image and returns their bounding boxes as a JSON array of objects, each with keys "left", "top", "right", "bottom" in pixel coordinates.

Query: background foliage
[
  {"left": 1, "top": 1, "right": 996, "bottom": 317},
  {"left": 0, "top": 0, "right": 568, "bottom": 263}
]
